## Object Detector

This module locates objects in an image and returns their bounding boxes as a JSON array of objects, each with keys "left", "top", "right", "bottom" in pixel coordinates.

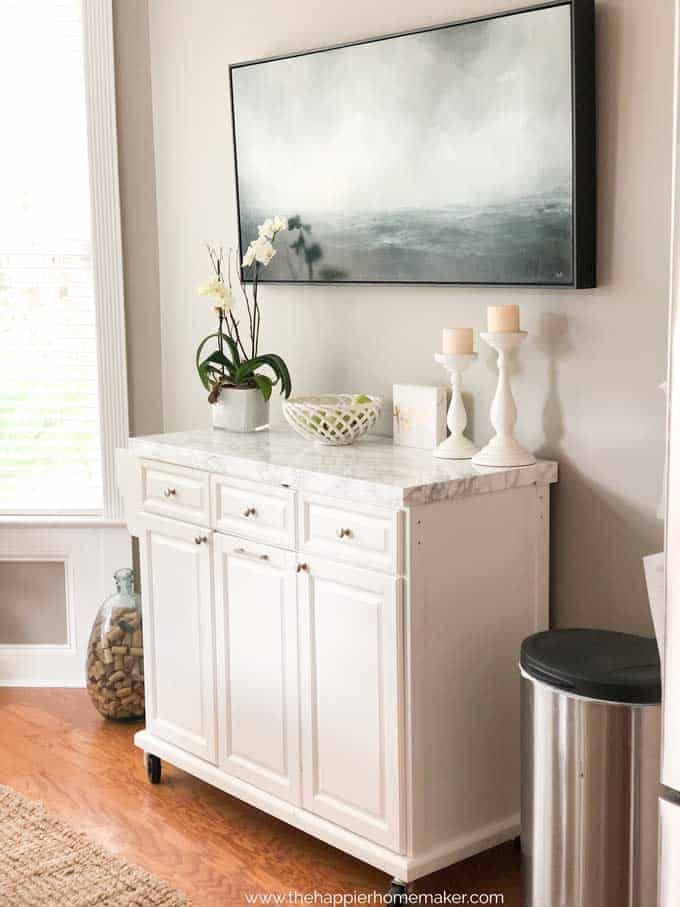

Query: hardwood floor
[{"left": 0, "top": 689, "right": 521, "bottom": 905}]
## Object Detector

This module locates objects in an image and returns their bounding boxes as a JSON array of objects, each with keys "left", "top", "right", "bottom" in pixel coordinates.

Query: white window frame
[
  {"left": 0, "top": 1, "right": 132, "bottom": 685},
  {"left": 82, "top": 0, "right": 129, "bottom": 522},
  {"left": 0, "top": 0, "right": 128, "bottom": 525}
]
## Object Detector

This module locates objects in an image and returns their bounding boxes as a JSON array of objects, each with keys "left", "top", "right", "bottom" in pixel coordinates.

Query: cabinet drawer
[
  {"left": 298, "top": 493, "right": 403, "bottom": 574},
  {"left": 212, "top": 475, "right": 296, "bottom": 549},
  {"left": 141, "top": 461, "right": 210, "bottom": 526}
]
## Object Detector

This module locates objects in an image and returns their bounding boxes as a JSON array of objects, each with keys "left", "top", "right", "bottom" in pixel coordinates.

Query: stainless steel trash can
[{"left": 520, "top": 629, "right": 661, "bottom": 907}]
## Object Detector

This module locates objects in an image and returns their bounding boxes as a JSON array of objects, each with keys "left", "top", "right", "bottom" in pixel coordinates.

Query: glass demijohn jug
[{"left": 86, "top": 568, "right": 145, "bottom": 719}]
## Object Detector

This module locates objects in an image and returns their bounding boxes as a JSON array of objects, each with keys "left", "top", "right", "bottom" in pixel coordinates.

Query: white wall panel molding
[{"left": 0, "top": 526, "right": 131, "bottom": 687}]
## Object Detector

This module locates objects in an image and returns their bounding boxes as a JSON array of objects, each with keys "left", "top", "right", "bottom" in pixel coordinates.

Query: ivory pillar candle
[
  {"left": 443, "top": 328, "right": 474, "bottom": 355},
  {"left": 487, "top": 305, "right": 520, "bottom": 333}
]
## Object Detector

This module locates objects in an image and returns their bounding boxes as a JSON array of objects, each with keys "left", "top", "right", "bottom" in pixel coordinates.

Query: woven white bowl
[{"left": 282, "top": 394, "right": 383, "bottom": 446}]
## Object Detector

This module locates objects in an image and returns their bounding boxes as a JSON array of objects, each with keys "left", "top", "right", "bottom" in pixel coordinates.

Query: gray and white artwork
[{"left": 231, "top": 4, "right": 574, "bottom": 285}]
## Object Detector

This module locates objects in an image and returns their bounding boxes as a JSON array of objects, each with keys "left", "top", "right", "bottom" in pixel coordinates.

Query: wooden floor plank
[{"left": 0, "top": 689, "right": 520, "bottom": 905}]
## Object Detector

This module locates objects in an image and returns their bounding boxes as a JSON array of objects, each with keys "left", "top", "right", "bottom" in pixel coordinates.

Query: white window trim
[
  {"left": 82, "top": 0, "right": 128, "bottom": 522},
  {"left": 0, "top": 0, "right": 128, "bottom": 524},
  {"left": 0, "top": 1, "right": 132, "bottom": 686},
  {"left": 0, "top": 2, "right": 127, "bottom": 525}
]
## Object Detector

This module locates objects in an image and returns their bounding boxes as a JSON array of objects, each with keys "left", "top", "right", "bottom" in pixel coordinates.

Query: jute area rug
[{"left": 0, "top": 784, "right": 187, "bottom": 906}]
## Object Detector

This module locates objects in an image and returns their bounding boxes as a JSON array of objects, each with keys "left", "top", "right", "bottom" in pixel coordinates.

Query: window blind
[{"left": 0, "top": 0, "right": 102, "bottom": 512}]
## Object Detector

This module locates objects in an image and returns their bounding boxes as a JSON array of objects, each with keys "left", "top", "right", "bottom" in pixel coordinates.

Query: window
[{"left": 0, "top": 0, "right": 127, "bottom": 517}]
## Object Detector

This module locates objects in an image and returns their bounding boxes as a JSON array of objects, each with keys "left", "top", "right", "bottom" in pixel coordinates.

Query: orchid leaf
[
  {"left": 195, "top": 332, "right": 220, "bottom": 374},
  {"left": 222, "top": 334, "right": 241, "bottom": 367},
  {"left": 198, "top": 350, "right": 236, "bottom": 391},
  {"left": 232, "top": 353, "right": 291, "bottom": 399},
  {"left": 252, "top": 374, "right": 273, "bottom": 401},
  {"left": 198, "top": 361, "right": 224, "bottom": 390},
  {"left": 248, "top": 354, "right": 292, "bottom": 398}
]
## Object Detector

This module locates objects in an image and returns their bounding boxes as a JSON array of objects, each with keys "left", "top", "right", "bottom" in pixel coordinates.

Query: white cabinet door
[
  {"left": 298, "top": 557, "right": 403, "bottom": 850},
  {"left": 214, "top": 534, "right": 300, "bottom": 803},
  {"left": 138, "top": 513, "right": 217, "bottom": 763}
]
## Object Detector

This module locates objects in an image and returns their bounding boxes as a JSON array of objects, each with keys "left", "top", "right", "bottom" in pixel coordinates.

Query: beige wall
[
  {"left": 113, "top": 0, "right": 163, "bottom": 437},
  {"left": 0, "top": 562, "right": 67, "bottom": 645},
  {"left": 138, "top": 0, "right": 673, "bottom": 633}
]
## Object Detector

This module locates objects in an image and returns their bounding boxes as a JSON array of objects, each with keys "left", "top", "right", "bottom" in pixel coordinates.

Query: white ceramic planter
[{"left": 212, "top": 387, "right": 269, "bottom": 432}]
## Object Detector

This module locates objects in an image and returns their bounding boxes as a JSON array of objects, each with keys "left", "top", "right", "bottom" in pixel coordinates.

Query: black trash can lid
[{"left": 520, "top": 629, "right": 661, "bottom": 704}]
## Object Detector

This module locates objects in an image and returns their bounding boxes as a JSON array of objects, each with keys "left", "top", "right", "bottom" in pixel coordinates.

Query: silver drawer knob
[
  {"left": 242, "top": 507, "right": 257, "bottom": 518},
  {"left": 194, "top": 535, "right": 208, "bottom": 545},
  {"left": 163, "top": 487, "right": 176, "bottom": 498},
  {"left": 336, "top": 528, "right": 352, "bottom": 539}
]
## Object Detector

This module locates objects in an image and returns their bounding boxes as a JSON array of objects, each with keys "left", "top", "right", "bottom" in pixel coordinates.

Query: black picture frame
[{"left": 229, "top": 0, "right": 596, "bottom": 289}]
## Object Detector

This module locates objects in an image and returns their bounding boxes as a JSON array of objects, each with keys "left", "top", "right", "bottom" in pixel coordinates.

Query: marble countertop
[{"left": 129, "top": 428, "right": 557, "bottom": 507}]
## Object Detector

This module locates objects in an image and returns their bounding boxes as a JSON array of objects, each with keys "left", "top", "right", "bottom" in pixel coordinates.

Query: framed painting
[{"left": 230, "top": 0, "right": 595, "bottom": 287}]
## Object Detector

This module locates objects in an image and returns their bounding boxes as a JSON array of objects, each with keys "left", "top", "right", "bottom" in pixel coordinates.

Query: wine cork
[{"left": 87, "top": 601, "right": 146, "bottom": 721}]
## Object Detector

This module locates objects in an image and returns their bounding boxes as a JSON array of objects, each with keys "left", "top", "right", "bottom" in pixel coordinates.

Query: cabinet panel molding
[
  {"left": 138, "top": 512, "right": 216, "bottom": 763},
  {"left": 214, "top": 534, "right": 300, "bottom": 802},
  {"left": 298, "top": 556, "right": 404, "bottom": 850},
  {"left": 212, "top": 475, "right": 296, "bottom": 549},
  {"left": 140, "top": 460, "right": 210, "bottom": 526},
  {"left": 299, "top": 493, "right": 403, "bottom": 574}
]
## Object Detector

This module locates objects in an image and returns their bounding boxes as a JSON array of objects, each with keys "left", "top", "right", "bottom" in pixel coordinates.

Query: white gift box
[{"left": 392, "top": 384, "right": 448, "bottom": 450}]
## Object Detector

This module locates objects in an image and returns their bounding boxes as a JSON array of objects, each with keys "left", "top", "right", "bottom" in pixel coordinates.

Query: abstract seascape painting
[{"left": 230, "top": 1, "right": 595, "bottom": 287}]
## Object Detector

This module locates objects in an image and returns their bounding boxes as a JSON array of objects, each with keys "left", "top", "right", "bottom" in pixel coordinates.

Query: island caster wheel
[
  {"left": 146, "top": 753, "right": 161, "bottom": 784},
  {"left": 387, "top": 879, "right": 409, "bottom": 904}
]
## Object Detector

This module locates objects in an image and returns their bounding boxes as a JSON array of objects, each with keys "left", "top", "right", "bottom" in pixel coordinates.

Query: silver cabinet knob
[
  {"left": 242, "top": 507, "right": 257, "bottom": 517},
  {"left": 194, "top": 535, "right": 208, "bottom": 545},
  {"left": 163, "top": 487, "right": 176, "bottom": 498},
  {"left": 336, "top": 528, "right": 352, "bottom": 539}
]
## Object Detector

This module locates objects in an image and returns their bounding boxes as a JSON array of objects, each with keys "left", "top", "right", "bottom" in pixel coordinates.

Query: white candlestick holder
[
  {"left": 472, "top": 332, "right": 536, "bottom": 468},
  {"left": 433, "top": 353, "right": 478, "bottom": 460}
]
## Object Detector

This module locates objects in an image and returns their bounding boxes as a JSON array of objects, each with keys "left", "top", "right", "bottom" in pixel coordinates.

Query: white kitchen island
[{"left": 116, "top": 428, "right": 556, "bottom": 885}]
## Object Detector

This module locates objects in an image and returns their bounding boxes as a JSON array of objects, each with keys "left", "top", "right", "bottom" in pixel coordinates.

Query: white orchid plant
[{"left": 195, "top": 217, "right": 291, "bottom": 404}]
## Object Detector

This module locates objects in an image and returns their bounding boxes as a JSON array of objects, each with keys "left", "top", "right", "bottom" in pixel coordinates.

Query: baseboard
[
  {"left": 405, "top": 815, "right": 520, "bottom": 879},
  {"left": 135, "top": 729, "right": 519, "bottom": 883}
]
